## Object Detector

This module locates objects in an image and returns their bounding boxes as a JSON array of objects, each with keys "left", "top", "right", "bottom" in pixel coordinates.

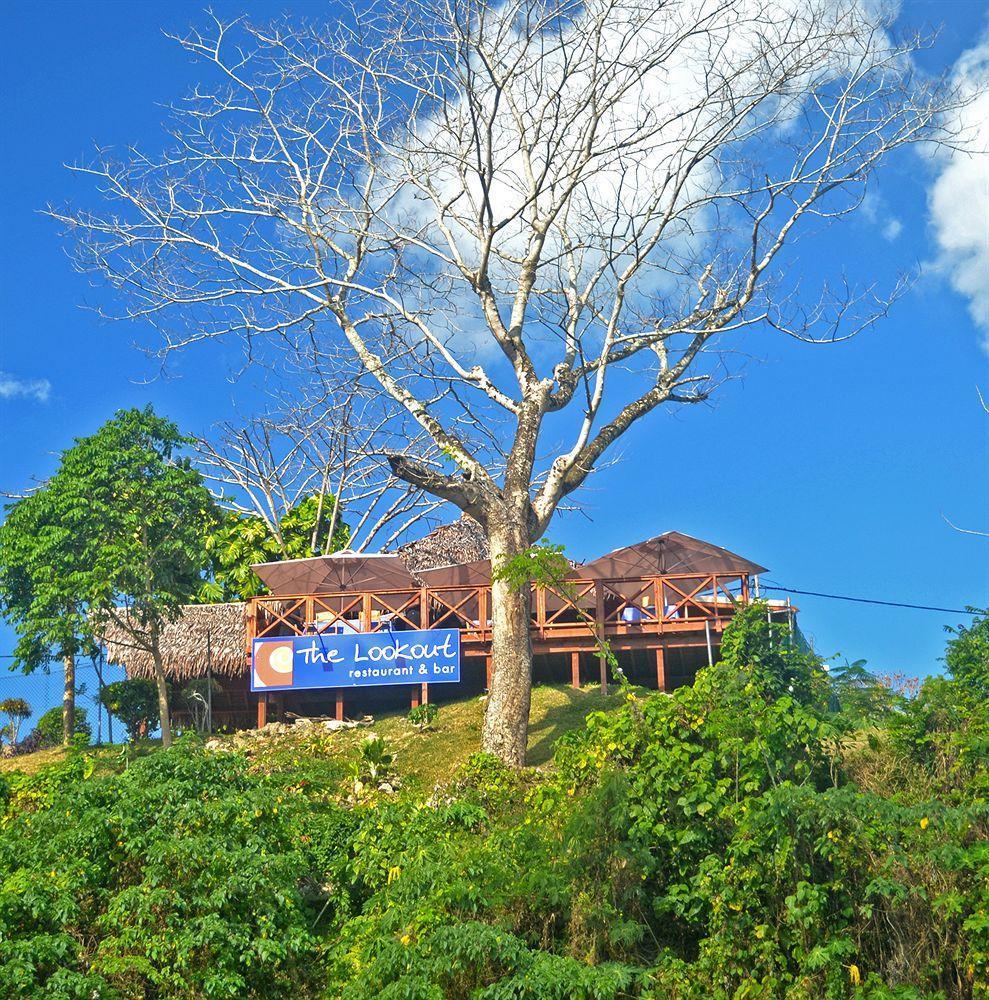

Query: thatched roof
[
  {"left": 100, "top": 602, "right": 248, "bottom": 680},
  {"left": 396, "top": 515, "right": 489, "bottom": 574}
]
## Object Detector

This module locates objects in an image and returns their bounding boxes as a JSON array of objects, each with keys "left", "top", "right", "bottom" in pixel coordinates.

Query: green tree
[
  {"left": 944, "top": 609, "right": 989, "bottom": 698},
  {"left": 33, "top": 705, "right": 91, "bottom": 749},
  {"left": 0, "top": 468, "right": 97, "bottom": 746},
  {"left": 200, "top": 494, "right": 349, "bottom": 602},
  {"left": 61, "top": 407, "right": 217, "bottom": 748},
  {"left": 99, "top": 678, "right": 160, "bottom": 742}
]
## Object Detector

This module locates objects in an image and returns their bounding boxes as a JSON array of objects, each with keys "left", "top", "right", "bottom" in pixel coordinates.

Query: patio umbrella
[
  {"left": 252, "top": 551, "right": 418, "bottom": 595},
  {"left": 576, "top": 531, "right": 767, "bottom": 580},
  {"left": 418, "top": 558, "right": 493, "bottom": 589}
]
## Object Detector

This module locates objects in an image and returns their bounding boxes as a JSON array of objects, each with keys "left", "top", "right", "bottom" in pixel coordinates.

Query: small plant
[
  {"left": 180, "top": 676, "right": 222, "bottom": 734},
  {"left": 0, "top": 697, "right": 31, "bottom": 745},
  {"left": 408, "top": 702, "right": 438, "bottom": 731},
  {"left": 349, "top": 736, "right": 396, "bottom": 795}
]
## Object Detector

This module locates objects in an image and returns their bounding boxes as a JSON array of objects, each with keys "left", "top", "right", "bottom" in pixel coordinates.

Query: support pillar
[
  {"left": 570, "top": 651, "right": 581, "bottom": 689},
  {"left": 595, "top": 582, "right": 608, "bottom": 696},
  {"left": 256, "top": 693, "right": 268, "bottom": 729},
  {"left": 655, "top": 642, "right": 668, "bottom": 693},
  {"left": 335, "top": 690, "right": 344, "bottom": 722},
  {"left": 485, "top": 655, "right": 492, "bottom": 690},
  {"left": 411, "top": 685, "right": 421, "bottom": 710},
  {"left": 421, "top": 683, "right": 429, "bottom": 705}
]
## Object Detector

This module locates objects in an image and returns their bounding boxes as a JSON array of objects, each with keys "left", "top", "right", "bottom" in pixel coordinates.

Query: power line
[{"left": 761, "top": 584, "right": 974, "bottom": 616}]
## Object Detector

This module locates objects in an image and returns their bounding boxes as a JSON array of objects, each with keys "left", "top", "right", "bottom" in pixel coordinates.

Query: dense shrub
[
  {"left": 1, "top": 603, "right": 986, "bottom": 998},
  {"left": 0, "top": 738, "right": 320, "bottom": 997},
  {"left": 32, "top": 705, "right": 91, "bottom": 748}
]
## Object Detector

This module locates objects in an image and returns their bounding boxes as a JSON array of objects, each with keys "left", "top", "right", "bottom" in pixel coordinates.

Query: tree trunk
[
  {"left": 481, "top": 516, "right": 533, "bottom": 767},
  {"left": 151, "top": 646, "right": 173, "bottom": 748},
  {"left": 62, "top": 653, "right": 75, "bottom": 746}
]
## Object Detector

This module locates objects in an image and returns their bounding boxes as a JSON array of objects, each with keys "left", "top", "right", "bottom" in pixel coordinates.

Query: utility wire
[{"left": 760, "top": 584, "right": 974, "bottom": 616}]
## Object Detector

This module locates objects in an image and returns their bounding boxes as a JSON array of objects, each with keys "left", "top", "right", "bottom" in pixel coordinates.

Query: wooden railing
[{"left": 247, "top": 573, "right": 752, "bottom": 652}]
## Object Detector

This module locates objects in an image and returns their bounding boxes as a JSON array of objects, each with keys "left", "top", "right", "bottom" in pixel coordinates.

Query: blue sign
[{"left": 251, "top": 628, "right": 461, "bottom": 692}]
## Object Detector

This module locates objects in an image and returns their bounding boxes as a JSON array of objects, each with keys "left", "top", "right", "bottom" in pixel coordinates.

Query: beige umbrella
[
  {"left": 252, "top": 551, "right": 418, "bottom": 595},
  {"left": 576, "top": 531, "right": 767, "bottom": 580},
  {"left": 418, "top": 558, "right": 492, "bottom": 589}
]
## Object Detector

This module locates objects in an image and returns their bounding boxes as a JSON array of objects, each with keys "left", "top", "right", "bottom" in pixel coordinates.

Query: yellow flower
[
  {"left": 400, "top": 934, "right": 411, "bottom": 946},
  {"left": 848, "top": 964, "right": 861, "bottom": 987},
  {"left": 920, "top": 817, "right": 929, "bottom": 830}
]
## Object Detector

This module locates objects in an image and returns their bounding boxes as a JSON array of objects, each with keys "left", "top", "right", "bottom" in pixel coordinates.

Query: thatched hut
[
  {"left": 99, "top": 602, "right": 252, "bottom": 729},
  {"left": 100, "top": 602, "right": 248, "bottom": 681},
  {"left": 396, "top": 515, "right": 489, "bottom": 574}
]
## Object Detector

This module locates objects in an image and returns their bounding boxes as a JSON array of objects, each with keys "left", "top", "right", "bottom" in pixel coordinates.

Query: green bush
[
  {"left": 0, "top": 739, "right": 319, "bottom": 997},
  {"left": 99, "top": 677, "right": 160, "bottom": 741},
  {"left": 1, "top": 605, "right": 986, "bottom": 999},
  {"left": 32, "top": 705, "right": 91, "bottom": 748}
]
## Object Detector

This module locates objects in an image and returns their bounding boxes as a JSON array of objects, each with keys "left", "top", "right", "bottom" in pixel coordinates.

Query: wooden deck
[{"left": 245, "top": 572, "right": 791, "bottom": 724}]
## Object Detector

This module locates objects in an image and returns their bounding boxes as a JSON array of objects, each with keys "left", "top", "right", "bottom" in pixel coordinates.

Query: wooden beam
[
  {"left": 256, "top": 693, "right": 267, "bottom": 729},
  {"left": 335, "top": 690, "right": 344, "bottom": 722},
  {"left": 411, "top": 685, "right": 421, "bottom": 710},
  {"left": 595, "top": 582, "right": 608, "bottom": 696},
  {"left": 655, "top": 642, "right": 668, "bottom": 693},
  {"left": 570, "top": 651, "right": 581, "bottom": 689},
  {"left": 421, "top": 683, "right": 429, "bottom": 705},
  {"left": 485, "top": 655, "right": 492, "bottom": 690}
]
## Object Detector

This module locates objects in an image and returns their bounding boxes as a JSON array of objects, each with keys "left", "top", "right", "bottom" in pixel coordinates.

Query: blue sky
[{"left": 1, "top": 0, "right": 987, "bottom": 685}]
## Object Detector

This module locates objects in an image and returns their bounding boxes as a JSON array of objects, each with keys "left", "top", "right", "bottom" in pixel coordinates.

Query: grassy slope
[{"left": 0, "top": 683, "right": 638, "bottom": 785}]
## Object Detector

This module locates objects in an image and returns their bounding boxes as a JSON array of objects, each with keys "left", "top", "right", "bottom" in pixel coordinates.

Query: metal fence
[{"left": 0, "top": 658, "right": 129, "bottom": 746}]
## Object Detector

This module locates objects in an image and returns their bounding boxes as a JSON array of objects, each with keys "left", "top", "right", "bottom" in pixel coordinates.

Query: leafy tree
[
  {"left": 33, "top": 706, "right": 90, "bottom": 749},
  {"left": 99, "top": 678, "right": 160, "bottom": 742},
  {"left": 828, "top": 658, "right": 901, "bottom": 724},
  {"left": 0, "top": 698, "right": 31, "bottom": 745},
  {"left": 718, "top": 600, "right": 826, "bottom": 705},
  {"left": 200, "top": 494, "right": 350, "bottom": 602},
  {"left": 56, "top": 407, "right": 217, "bottom": 748},
  {"left": 0, "top": 457, "right": 98, "bottom": 746},
  {"left": 944, "top": 608, "right": 989, "bottom": 698}
]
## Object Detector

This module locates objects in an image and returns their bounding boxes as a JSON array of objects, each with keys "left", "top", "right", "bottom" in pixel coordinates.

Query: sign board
[{"left": 251, "top": 628, "right": 461, "bottom": 692}]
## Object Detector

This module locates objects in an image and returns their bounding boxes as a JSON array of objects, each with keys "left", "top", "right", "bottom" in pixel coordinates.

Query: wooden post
[
  {"left": 570, "top": 651, "right": 581, "bottom": 690},
  {"left": 485, "top": 655, "right": 492, "bottom": 690},
  {"left": 335, "top": 690, "right": 344, "bottom": 722},
  {"left": 420, "top": 587, "right": 430, "bottom": 629},
  {"left": 741, "top": 574, "right": 750, "bottom": 603},
  {"left": 421, "top": 682, "right": 429, "bottom": 705},
  {"left": 595, "top": 582, "right": 608, "bottom": 696},
  {"left": 655, "top": 642, "right": 668, "bottom": 693},
  {"left": 362, "top": 592, "right": 372, "bottom": 632},
  {"left": 411, "top": 685, "right": 421, "bottom": 710},
  {"left": 256, "top": 693, "right": 268, "bottom": 729}
]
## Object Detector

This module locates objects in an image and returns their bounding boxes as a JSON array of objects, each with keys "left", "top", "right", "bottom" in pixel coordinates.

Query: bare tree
[
  {"left": 196, "top": 390, "right": 445, "bottom": 556},
  {"left": 56, "top": 0, "right": 964, "bottom": 764}
]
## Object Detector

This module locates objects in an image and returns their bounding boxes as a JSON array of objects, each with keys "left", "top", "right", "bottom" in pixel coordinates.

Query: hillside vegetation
[{"left": 1, "top": 605, "right": 986, "bottom": 999}]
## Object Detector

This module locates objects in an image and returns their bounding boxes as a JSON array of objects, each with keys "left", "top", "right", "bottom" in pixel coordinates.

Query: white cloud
[
  {"left": 0, "top": 372, "right": 52, "bottom": 403},
  {"left": 882, "top": 218, "right": 903, "bottom": 241},
  {"left": 929, "top": 28, "right": 989, "bottom": 350}
]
